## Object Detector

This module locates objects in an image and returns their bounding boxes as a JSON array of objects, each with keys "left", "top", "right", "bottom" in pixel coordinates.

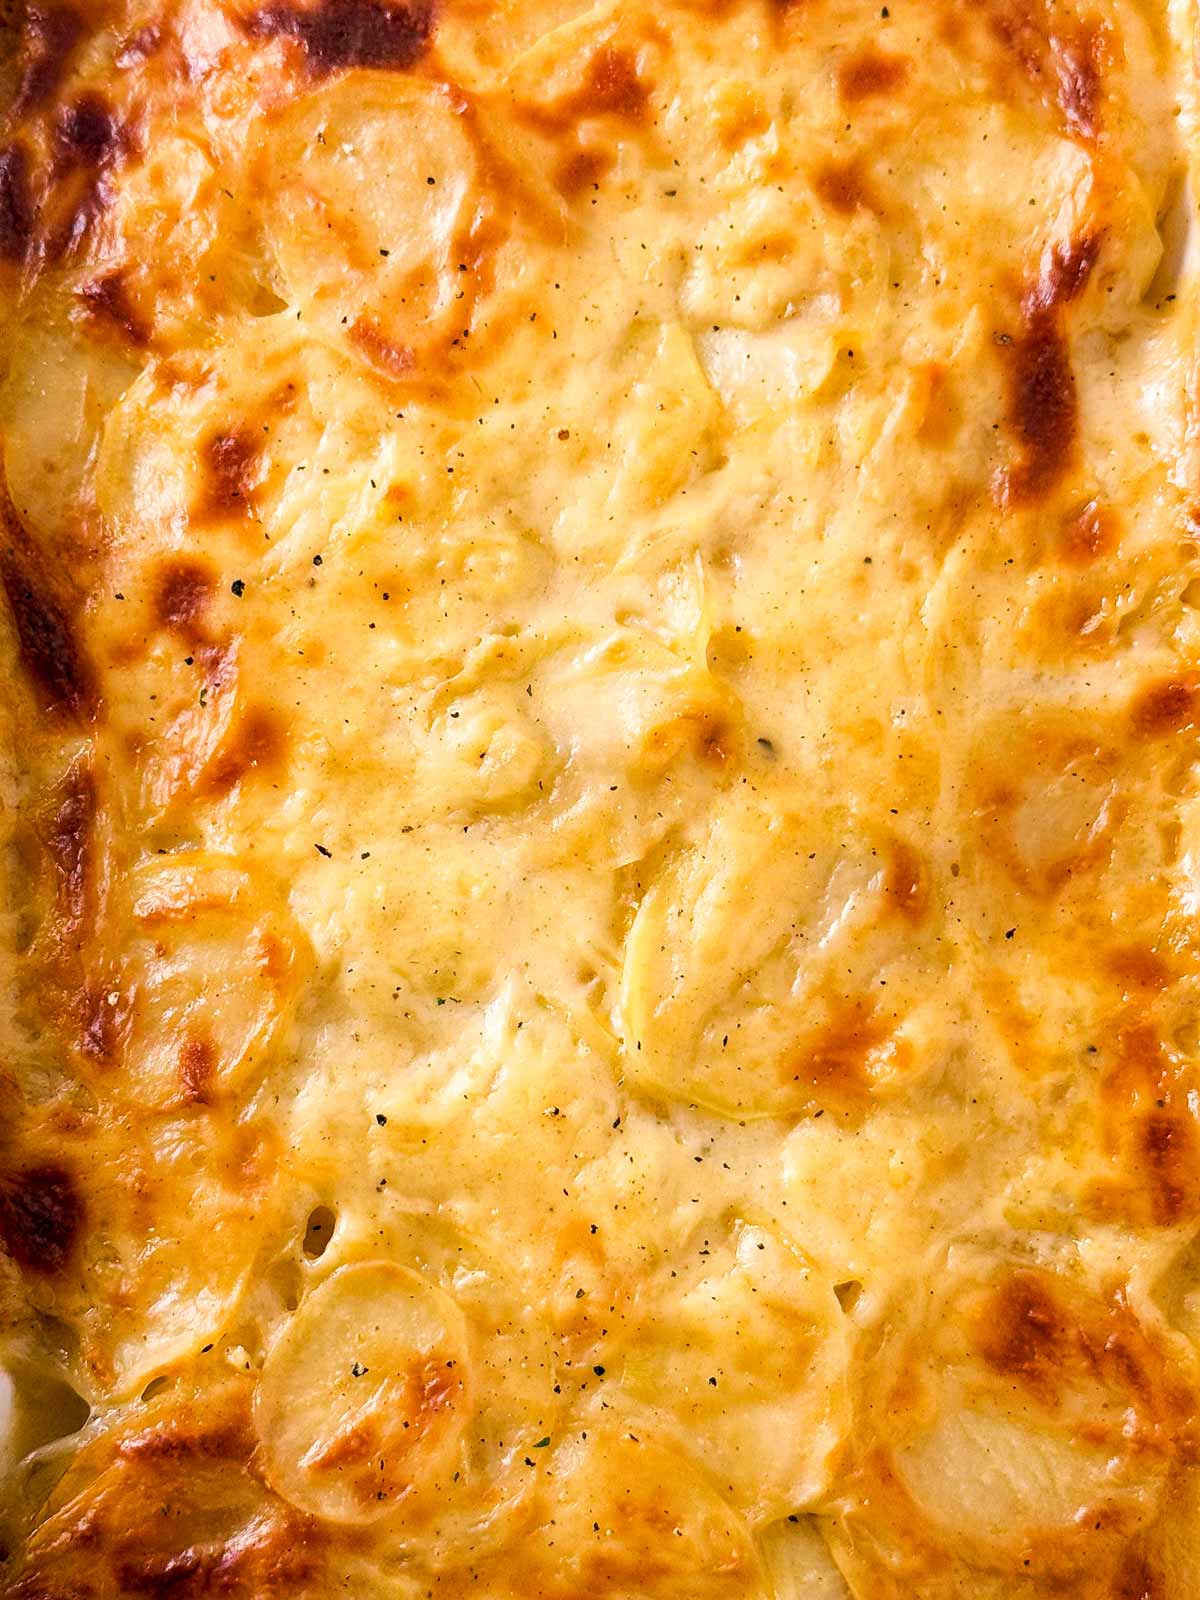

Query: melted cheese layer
[{"left": 2, "top": 0, "right": 1200, "bottom": 1595}]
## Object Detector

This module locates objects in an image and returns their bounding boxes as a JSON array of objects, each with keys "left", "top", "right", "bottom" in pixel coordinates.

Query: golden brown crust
[{"left": 0, "top": 0, "right": 1198, "bottom": 1594}]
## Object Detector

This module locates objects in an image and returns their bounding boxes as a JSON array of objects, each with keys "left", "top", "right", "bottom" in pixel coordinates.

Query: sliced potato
[
  {"left": 1, "top": 312, "right": 136, "bottom": 540},
  {"left": 828, "top": 1252, "right": 1193, "bottom": 1590},
  {"left": 258, "top": 74, "right": 481, "bottom": 374},
  {"left": 619, "top": 796, "right": 947, "bottom": 1117},
  {"left": 528, "top": 1422, "right": 768, "bottom": 1599},
  {"left": 254, "top": 1211, "right": 565, "bottom": 1558},
  {"left": 75, "top": 1112, "right": 283, "bottom": 1392},
  {"left": 757, "top": 1516, "right": 849, "bottom": 1600},
  {"left": 617, "top": 1221, "right": 850, "bottom": 1522},
  {"left": 255, "top": 1260, "right": 473, "bottom": 1525},
  {"left": 94, "top": 319, "right": 398, "bottom": 557},
  {"left": 120, "top": 852, "right": 310, "bottom": 1109},
  {"left": 895, "top": 1403, "right": 1126, "bottom": 1544}
]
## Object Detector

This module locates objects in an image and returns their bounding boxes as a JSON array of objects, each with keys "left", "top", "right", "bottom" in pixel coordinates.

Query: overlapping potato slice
[
  {"left": 94, "top": 318, "right": 399, "bottom": 556},
  {"left": 117, "top": 852, "right": 309, "bottom": 1108},
  {"left": 255, "top": 1260, "right": 472, "bottom": 1524},
  {"left": 259, "top": 74, "right": 475, "bottom": 340},
  {"left": 523, "top": 1422, "right": 768, "bottom": 1599},
  {"left": 619, "top": 795, "right": 949, "bottom": 1117},
  {"left": 99, "top": 128, "right": 284, "bottom": 338},
  {"left": 546, "top": 626, "right": 741, "bottom": 787},
  {"left": 3, "top": 1376, "right": 313, "bottom": 1600},
  {"left": 0, "top": 1103, "right": 285, "bottom": 1397},
  {"left": 757, "top": 1517, "right": 849, "bottom": 1600},
  {"left": 255, "top": 1212, "right": 562, "bottom": 1559},
  {"left": 435, "top": 0, "right": 615, "bottom": 82},
  {"left": 1, "top": 309, "right": 136, "bottom": 540},
  {"left": 828, "top": 1252, "right": 1198, "bottom": 1595},
  {"left": 616, "top": 1220, "right": 850, "bottom": 1522},
  {"left": 256, "top": 72, "right": 532, "bottom": 386}
]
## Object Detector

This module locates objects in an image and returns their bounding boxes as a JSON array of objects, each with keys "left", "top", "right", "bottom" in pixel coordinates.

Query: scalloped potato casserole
[{"left": 2, "top": 0, "right": 1200, "bottom": 1595}]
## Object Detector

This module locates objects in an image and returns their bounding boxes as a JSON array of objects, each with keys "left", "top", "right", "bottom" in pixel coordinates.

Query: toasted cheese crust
[{"left": 1, "top": 0, "right": 1200, "bottom": 1595}]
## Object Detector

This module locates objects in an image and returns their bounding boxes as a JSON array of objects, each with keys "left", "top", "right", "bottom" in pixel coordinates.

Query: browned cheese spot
[
  {"left": 243, "top": 0, "right": 435, "bottom": 76},
  {"left": 116, "top": 1552, "right": 208, "bottom": 1595},
  {"left": 1094, "top": 1026, "right": 1200, "bottom": 1227},
  {"left": 257, "top": 929, "right": 292, "bottom": 993},
  {"left": 1128, "top": 675, "right": 1200, "bottom": 740},
  {"left": 984, "top": 0, "right": 1106, "bottom": 139},
  {"left": 1027, "top": 233, "right": 1102, "bottom": 316},
  {"left": 13, "top": 4, "right": 82, "bottom": 114},
  {"left": 46, "top": 759, "right": 95, "bottom": 934},
  {"left": 77, "top": 270, "right": 151, "bottom": 347},
  {"left": 516, "top": 40, "right": 652, "bottom": 203},
  {"left": 812, "top": 157, "right": 878, "bottom": 218},
  {"left": 114, "top": 1525, "right": 320, "bottom": 1600},
  {"left": 119, "top": 1412, "right": 256, "bottom": 1464},
  {"left": 197, "top": 426, "right": 265, "bottom": 519},
  {"left": 998, "top": 310, "right": 1077, "bottom": 505},
  {"left": 1105, "top": 945, "right": 1171, "bottom": 995},
  {"left": 307, "top": 1416, "right": 381, "bottom": 1474},
  {"left": 154, "top": 558, "right": 216, "bottom": 637},
  {"left": 1112, "top": 1550, "right": 1166, "bottom": 1600},
  {"left": 974, "top": 1270, "right": 1067, "bottom": 1406},
  {"left": 0, "top": 1163, "right": 83, "bottom": 1273},
  {"left": 349, "top": 318, "right": 414, "bottom": 380},
  {"left": 39, "top": 90, "right": 134, "bottom": 263},
  {"left": 303, "top": 1358, "right": 464, "bottom": 1509},
  {"left": 206, "top": 706, "right": 287, "bottom": 794},
  {"left": 523, "top": 42, "right": 651, "bottom": 136},
  {"left": 884, "top": 838, "right": 928, "bottom": 921},
  {"left": 114, "top": 22, "right": 164, "bottom": 67},
  {"left": 179, "top": 1034, "right": 218, "bottom": 1103},
  {"left": 78, "top": 982, "right": 130, "bottom": 1065},
  {"left": 0, "top": 490, "right": 96, "bottom": 717},
  {"left": 556, "top": 147, "right": 613, "bottom": 198},
  {"left": 51, "top": 92, "right": 125, "bottom": 170},
  {"left": 784, "top": 998, "right": 907, "bottom": 1115},
  {"left": 1060, "top": 499, "right": 1115, "bottom": 564},
  {"left": 0, "top": 143, "right": 37, "bottom": 264},
  {"left": 572, "top": 45, "right": 650, "bottom": 121},
  {"left": 1140, "top": 1114, "right": 1191, "bottom": 1227},
  {"left": 837, "top": 47, "right": 910, "bottom": 104},
  {"left": 642, "top": 707, "right": 737, "bottom": 773},
  {"left": 1050, "top": 20, "right": 1105, "bottom": 139}
]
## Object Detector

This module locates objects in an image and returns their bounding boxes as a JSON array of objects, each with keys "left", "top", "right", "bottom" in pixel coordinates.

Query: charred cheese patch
[{"left": 1, "top": 0, "right": 1199, "bottom": 1595}]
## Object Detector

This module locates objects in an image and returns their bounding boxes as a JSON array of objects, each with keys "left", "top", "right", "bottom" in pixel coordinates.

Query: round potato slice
[
  {"left": 255, "top": 1260, "right": 473, "bottom": 1525},
  {"left": 259, "top": 74, "right": 480, "bottom": 375},
  {"left": 828, "top": 1253, "right": 1196, "bottom": 1593},
  {"left": 895, "top": 1403, "right": 1126, "bottom": 1545},
  {"left": 619, "top": 797, "right": 946, "bottom": 1118}
]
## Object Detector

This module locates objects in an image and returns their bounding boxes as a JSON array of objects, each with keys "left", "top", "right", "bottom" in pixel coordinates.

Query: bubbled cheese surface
[{"left": 1, "top": 0, "right": 1200, "bottom": 1594}]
